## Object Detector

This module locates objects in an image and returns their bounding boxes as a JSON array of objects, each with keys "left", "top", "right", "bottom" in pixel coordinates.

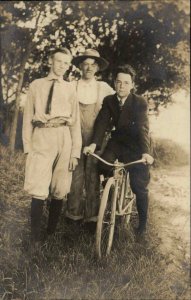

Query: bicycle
[{"left": 86, "top": 151, "right": 146, "bottom": 258}]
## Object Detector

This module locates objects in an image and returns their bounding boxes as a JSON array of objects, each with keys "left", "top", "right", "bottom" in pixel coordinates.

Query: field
[{"left": 0, "top": 146, "right": 190, "bottom": 300}]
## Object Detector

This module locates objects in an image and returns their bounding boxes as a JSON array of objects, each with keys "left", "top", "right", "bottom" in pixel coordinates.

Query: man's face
[
  {"left": 50, "top": 52, "right": 71, "bottom": 77},
  {"left": 114, "top": 73, "right": 134, "bottom": 98},
  {"left": 80, "top": 58, "right": 99, "bottom": 80}
]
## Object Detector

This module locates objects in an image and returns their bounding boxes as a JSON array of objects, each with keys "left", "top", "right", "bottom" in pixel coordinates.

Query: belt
[{"left": 32, "top": 120, "right": 68, "bottom": 128}]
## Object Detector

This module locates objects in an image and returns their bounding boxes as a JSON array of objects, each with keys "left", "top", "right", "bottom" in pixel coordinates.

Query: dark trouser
[{"left": 98, "top": 139, "right": 150, "bottom": 229}]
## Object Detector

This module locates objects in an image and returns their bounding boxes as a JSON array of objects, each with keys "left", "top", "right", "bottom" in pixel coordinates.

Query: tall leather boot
[
  {"left": 31, "top": 198, "right": 44, "bottom": 242},
  {"left": 136, "top": 196, "right": 148, "bottom": 234},
  {"left": 47, "top": 199, "right": 63, "bottom": 235}
]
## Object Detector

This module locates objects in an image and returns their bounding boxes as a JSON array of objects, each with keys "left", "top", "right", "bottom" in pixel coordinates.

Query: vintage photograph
[{"left": 0, "top": 1, "right": 190, "bottom": 299}]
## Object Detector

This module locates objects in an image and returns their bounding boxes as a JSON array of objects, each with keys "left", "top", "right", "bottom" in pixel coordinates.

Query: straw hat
[{"left": 72, "top": 49, "right": 109, "bottom": 71}]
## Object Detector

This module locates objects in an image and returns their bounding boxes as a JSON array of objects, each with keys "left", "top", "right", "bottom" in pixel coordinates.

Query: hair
[
  {"left": 113, "top": 64, "right": 136, "bottom": 82},
  {"left": 50, "top": 47, "right": 72, "bottom": 58}
]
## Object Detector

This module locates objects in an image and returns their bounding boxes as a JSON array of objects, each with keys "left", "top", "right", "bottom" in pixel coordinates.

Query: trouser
[
  {"left": 99, "top": 139, "right": 150, "bottom": 228},
  {"left": 66, "top": 121, "right": 109, "bottom": 222},
  {"left": 66, "top": 152, "right": 100, "bottom": 221},
  {"left": 24, "top": 126, "right": 72, "bottom": 200}
]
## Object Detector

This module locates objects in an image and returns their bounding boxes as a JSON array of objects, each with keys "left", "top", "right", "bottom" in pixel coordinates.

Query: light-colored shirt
[
  {"left": 76, "top": 78, "right": 98, "bottom": 104},
  {"left": 75, "top": 78, "right": 115, "bottom": 110},
  {"left": 22, "top": 74, "right": 82, "bottom": 158}
]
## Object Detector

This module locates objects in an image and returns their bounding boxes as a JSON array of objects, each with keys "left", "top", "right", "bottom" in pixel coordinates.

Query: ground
[
  {"left": 149, "top": 165, "right": 190, "bottom": 297},
  {"left": 150, "top": 165, "right": 190, "bottom": 260}
]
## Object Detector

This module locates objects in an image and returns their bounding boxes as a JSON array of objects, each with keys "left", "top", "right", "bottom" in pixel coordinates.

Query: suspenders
[
  {"left": 75, "top": 80, "right": 101, "bottom": 116},
  {"left": 94, "top": 81, "right": 101, "bottom": 115}
]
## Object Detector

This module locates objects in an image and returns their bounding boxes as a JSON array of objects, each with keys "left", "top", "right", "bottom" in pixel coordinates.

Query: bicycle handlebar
[{"left": 86, "top": 151, "right": 146, "bottom": 167}]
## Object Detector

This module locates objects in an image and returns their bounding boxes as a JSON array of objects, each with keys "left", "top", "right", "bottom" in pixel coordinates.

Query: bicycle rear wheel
[{"left": 96, "top": 177, "right": 117, "bottom": 258}]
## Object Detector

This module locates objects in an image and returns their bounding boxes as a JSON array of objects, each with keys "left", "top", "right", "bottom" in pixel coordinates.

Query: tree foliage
[
  {"left": 1, "top": 0, "right": 189, "bottom": 100},
  {"left": 0, "top": 0, "right": 190, "bottom": 149}
]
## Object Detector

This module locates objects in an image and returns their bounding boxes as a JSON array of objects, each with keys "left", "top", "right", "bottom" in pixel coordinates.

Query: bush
[{"left": 152, "top": 137, "right": 189, "bottom": 167}]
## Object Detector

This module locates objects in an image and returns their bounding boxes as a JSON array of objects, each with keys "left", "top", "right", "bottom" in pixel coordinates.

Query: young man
[
  {"left": 66, "top": 49, "right": 115, "bottom": 229},
  {"left": 22, "top": 48, "right": 82, "bottom": 243},
  {"left": 84, "top": 64, "right": 154, "bottom": 235}
]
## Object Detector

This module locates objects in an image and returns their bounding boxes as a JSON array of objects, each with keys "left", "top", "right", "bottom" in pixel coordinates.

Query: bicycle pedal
[{"left": 125, "top": 196, "right": 134, "bottom": 199}]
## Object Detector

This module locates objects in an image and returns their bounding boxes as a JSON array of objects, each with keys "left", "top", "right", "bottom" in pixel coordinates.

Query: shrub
[{"left": 152, "top": 137, "right": 189, "bottom": 167}]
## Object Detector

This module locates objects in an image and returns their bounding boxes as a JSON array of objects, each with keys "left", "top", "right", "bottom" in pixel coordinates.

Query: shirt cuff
[
  {"left": 23, "top": 144, "right": 31, "bottom": 154},
  {"left": 71, "top": 149, "right": 81, "bottom": 159}
]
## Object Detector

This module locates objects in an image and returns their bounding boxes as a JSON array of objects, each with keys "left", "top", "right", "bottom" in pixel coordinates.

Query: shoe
[
  {"left": 28, "top": 239, "right": 42, "bottom": 257},
  {"left": 134, "top": 225, "right": 147, "bottom": 243},
  {"left": 134, "top": 225, "right": 146, "bottom": 235},
  {"left": 65, "top": 218, "right": 83, "bottom": 226},
  {"left": 84, "top": 221, "right": 97, "bottom": 234}
]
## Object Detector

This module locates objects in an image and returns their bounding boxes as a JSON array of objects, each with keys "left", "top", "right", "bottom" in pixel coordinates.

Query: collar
[
  {"left": 79, "top": 77, "right": 97, "bottom": 86},
  {"left": 46, "top": 73, "right": 64, "bottom": 83},
  {"left": 117, "top": 95, "right": 128, "bottom": 105}
]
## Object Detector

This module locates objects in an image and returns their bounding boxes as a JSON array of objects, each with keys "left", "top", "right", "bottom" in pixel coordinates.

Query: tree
[
  {"left": 0, "top": 0, "right": 189, "bottom": 151},
  {"left": 1, "top": 1, "right": 64, "bottom": 151}
]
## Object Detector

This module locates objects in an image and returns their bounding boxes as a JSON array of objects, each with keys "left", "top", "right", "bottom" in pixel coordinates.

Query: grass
[
  {"left": 0, "top": 145, "right": 190, "bottom": 299},
  {"left": 152, "top": 137, "right": 189, "bottom": 168}
]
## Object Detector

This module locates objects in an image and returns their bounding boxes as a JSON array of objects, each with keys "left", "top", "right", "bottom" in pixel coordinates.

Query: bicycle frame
[
  {"left": 87, "top": 151, "right": 144, "bottom": 217},
  {"left": 113, "top": 167, "right": 135, "bottom": 217}
]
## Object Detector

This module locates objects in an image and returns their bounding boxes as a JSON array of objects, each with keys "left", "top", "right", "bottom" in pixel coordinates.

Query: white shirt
[
  {"left": 76, "top": 78, "right": 115, "bottom": 106},
  {"left": 76, "top": 78, "right": 98, "bottom": 104}
]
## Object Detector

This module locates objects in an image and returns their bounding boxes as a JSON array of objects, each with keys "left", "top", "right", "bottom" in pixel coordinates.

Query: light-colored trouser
[
  {"left": 24, "top": 126, "right": 72, "bottom": 200},
  {"left": 66, "top": 144, "right": 100, "bottom": 222}
]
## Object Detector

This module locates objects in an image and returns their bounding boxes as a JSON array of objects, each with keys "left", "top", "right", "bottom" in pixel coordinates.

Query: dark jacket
[{"left": 92, "top": 93, "right": 151, "bottom": 156}]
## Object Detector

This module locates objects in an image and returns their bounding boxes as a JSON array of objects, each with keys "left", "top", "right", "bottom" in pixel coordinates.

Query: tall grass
[{"left": 0, "top": 145, "right": 190, "bottom": 299}]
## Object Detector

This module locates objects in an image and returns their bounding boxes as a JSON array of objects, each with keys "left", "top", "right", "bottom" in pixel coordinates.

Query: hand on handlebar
[
  {"left": 83, "top": 143, "right": 97, "bottom": 155},
  {"left": 142, "top": 153, "right": 154, "bottom": 165}
]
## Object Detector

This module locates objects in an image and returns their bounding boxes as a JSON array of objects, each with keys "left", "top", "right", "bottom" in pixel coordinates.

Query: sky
[{"left": 150, "top": 89, "right": 190, "bottom": 152}]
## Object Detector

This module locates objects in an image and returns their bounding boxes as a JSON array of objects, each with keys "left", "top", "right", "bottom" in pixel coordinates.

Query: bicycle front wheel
[{"left": 96, "top": 177, "right": 117, "bottom": 258}]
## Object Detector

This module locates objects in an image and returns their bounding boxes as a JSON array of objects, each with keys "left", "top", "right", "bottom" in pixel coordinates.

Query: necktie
[
  {"left": 119, "top": 99, "right": 123, "bottom": 110},
  {"left": 45, "top": 80, "right": 56, "bottom": 114}
]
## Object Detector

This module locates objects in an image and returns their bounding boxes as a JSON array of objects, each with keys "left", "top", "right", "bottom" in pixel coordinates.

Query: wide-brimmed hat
[{"left": 72, "top": 49, "right": 109, "bottom": 71}]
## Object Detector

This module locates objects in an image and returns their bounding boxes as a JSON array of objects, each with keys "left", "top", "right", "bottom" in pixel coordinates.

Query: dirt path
[{"left": 149, "top": 165, "right": 190, "bottom": 297}]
